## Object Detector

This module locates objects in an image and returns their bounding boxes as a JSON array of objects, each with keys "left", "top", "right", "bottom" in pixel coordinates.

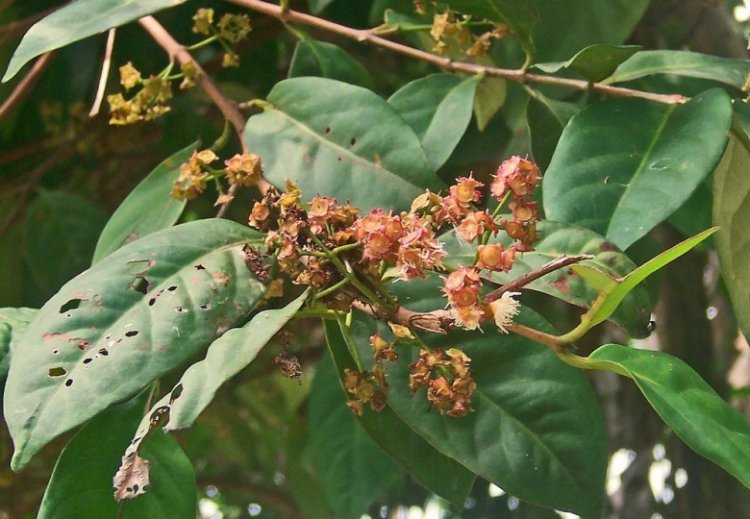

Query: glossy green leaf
[
  {"left": 449, "top": 0, "right": 537, "bottom": 66},
  {"left": 566, "top": 228, "right": 716, "bottom": 339},
  {"left": 543, "top": 89, "right": 732, "bottom": 249},
  {"left": 472, "top": 77, "right": 507, "bottom": 132},
  {"left": 533, "top": 44, "right": 641, "bottom": 83},
  {"left": 309, "top": 352, "right": 402, "bottom": 518},
  {"left": 714, "top": 131, "right": 750, "bottom": 339},
  {"left": 0, "top": 307, "right": 37, "bottom": 378},
  {"left": 583, "top": 344, "right": 750, "bottom": 487},
  {"left": 137, "top": 291, "right": 309, "bottom": 433},
  {"left": 93, "top": 143, "right": 195, "bottom": 264},
  {"left": 24, "top": 190, "right": 108, "bottom": 304},
  {"left": 604, "top": 50, "right": 750, "bottom": 90},
  {"left": 442, "top": 221, "right": 652, "bottom": 337},
  {"left": 530, "top": 0, "right": 650, "bottom": 62},
  {"left": 526, "top": 90, "right": 579, "bottom": 170},
  {"left": 4, "top": 219, "right": 266, "bottom": 470},
  {"left": 288, "top": 39, "right": 374, "bottom": 89},
  {"left": 324, "top": 320, "right": 475, "bottom": 507},
  {"left": 388, "top": 73, "right": 480, "bottom": 171},
  {"left": 244, "top": 77, "right": 441, "bottom": 212},
  {"left": 3, "top": 0, "right": 186, "bottom": 82},
  {"left": 38, "top": 391, "right": 196, "bottom": 518},
  {"left": 344, "top": 291, "right": 608, "bottom": 517}
]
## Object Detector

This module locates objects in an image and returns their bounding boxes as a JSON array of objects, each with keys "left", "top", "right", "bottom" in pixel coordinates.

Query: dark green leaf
[
  {"left": 442, "top": 221, "right": 652, "bottom": 337},
  {"left": 38, "top": 391, "right": 196, "bottom": 518},
  {"left": 526, "top": 90, "right": 579, "bottom": 170},
  {"left": 138, "top": 291, "right": 308, "bottom": 433},
  {"left": 24, "top": 190, "right": 108, "bottom": 304},
  {"left": 0, "top": 307, "right": 37, "bottom": 378},
  {"left": 244, "top": 77, "right": 441, "bottom": 212},
  {"left": 388, "top": 73, "right": 480, "bottom": 170},
  {"left": 309, "top": 352, "right": 402, "bottom": 518},
  {"left": 344, "top": 295, "right": 608, "bottom": 517},
  {"left": 533, "top": 44, "right": 641, "bottom": 83},
  {"left": 543, "top": 89, "right": 732, "bottom": 249},
  {"left": 4, "top": 219, "right": 266, "bottom": 470},
  {"left": 324, "top": 320, "right": 475, "bottom": 506},
  {"left": 3, "top": 0, "right": 186, "bottom": 82},
  {"left": 93, "top": 143, "right": 195, "bottom": 263},
  {"left": 288, "top": 39, "right": 374, "bottom": 89},
  {"left": 308, "top": 0, "right": 337, "bottom": 14},
  {"left": 605, "top": 50, "right": 750, "bottom": 91},
  {"left": 714, "top": 130, "right": 750, "bottom": 339},
  {"left": 584, "top": 344, "right": 750, "bottom": 487},
  {"left": 473, "top": 77, "right": 507, "bottom": 132},
  {"left": 668, "top": 179, "right": 712, "bottom": 237}
]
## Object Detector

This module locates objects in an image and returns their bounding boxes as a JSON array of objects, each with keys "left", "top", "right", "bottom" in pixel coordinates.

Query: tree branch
[
  {"left": 0, "top": 52, "right": 54, "bottom": 124},
  {"left": 226, "top": 0, "right": 688, "bottom": 105}
]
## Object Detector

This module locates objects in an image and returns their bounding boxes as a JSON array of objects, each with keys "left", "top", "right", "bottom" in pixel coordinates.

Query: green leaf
[
  {"left": 138, "top": 291, "right": 309, "bottom": 433},
  {"left": 0, "top": 307, "right": 37, "bottom": 379},
  {"left": 533, "top": 44, "right": 641, "bottom": 83},
  {"left": 288, "top": 39, "right": 374, "bottom": 89},
  {"left": 714, "top": 131, "right": 750, "bottom": 339},
  {"left": 244, "top": 77, "right": 441, "bottom": 212},
  {"left": 4, "top": 219, "right": 266, "bottom": 470},
  {"left": 388, "top": 73, "right": 480, "bottom": 171},
  {"left": 565, "top": 228, "right": 716, "bottom": 340},
  {"left": 449, "top": 0, "right": 537, "bottom": 67},
  {"left": 543, "top": 89, "right": 732, "bottom": 249},
  {"left": 324, "top": 320, "right": 475, "bottom": 507},
  {"left": 344, "top": 294, "right": 608, "bottom": 517},
  {"left": 583, "top": 344, "right": 750, "bottom": 487},
  {"left": 472, "top": 77, "right": 507, "bottom": 132},
  {"left": 604, "top": 50, "right": 750, "bottom": 91},
  {"left": 3, "top": 0, "right": 187, "bottom": 82},
  {"left": 308, "top": 0, "right": 337, "bottom": 14},
  {"left": 93, "top": 143, "right": 195, "bottom": 264},
  {"left": 526, "top": 90, "right": 579, "bottom": 170},
  {"left": 309, "top": 352, "right": 402, "bottom": 518},
  {"left": 442, "top": 221, "right": 652, "bottom": 337},
  {"left": 38, "top": 391, "right": 196, "bottom": 518}
]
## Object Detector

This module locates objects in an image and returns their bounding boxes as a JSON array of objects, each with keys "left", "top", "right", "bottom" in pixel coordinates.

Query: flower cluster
[
  {"left": 429, "top": 8, "right": 508, "bottom": 58},
  {"left": 343, "top": 332, "right": 401, "bottom": 415},
  {"left": 192, "top": 8, "right": 252, "bottom": 68},
  {"left": 409, "top": 348, "right": 476, "bottom": 416},
  {"left": 491, "top": 156, "right": 541, "bottom": 250},
  {"left": 171, "top": 149, "right": 262, "bottom": 201},
  {"left": 107, "top": 65, "right": 175, "bottom": 125}
]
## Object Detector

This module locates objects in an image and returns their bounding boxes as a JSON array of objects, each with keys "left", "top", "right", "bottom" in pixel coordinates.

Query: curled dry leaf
[{"left": 113, "top": 451, "right": 150, "bottom": 501}]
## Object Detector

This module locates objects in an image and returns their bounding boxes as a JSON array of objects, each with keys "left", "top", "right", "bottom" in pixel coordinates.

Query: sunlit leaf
[{"left": 533, "top": 44, "right": 641, "bottom": 82}]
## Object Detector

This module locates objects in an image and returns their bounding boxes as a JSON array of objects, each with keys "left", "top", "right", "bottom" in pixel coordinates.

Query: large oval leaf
[
  {"left": 388, "top": 73, "right": 480, "bottom": 171},
  {"left": 4, "top": 219, "right": 266, "bottom": 470},
  {"left": 345, "top": 294, "right": 608, "bottom": 517},
  {"left": 526, "top": 90, "right": 580, "bottom": 170},
  {"left": 38, "top": 391, "right": 196, "bottom": 518},
  {"left": 714, "top": 131, "right": 750, "bottom": 339},
  {"left": 3, "top": 0, "right": 186, "bottom": 82},
  {"left": 533, "top": 44, "right": 641, "bottom": 83},
  {"left": 93, "top": 143, "right": 195, "bottom": 264},
  {"left": 288, "top": 38, "right": 374, "bottom": 89},
  {"left": 244, "top": 77, "right": 441, "bottom": 212},
  {"left": 585, "top": 344, "right": 750, "bottom": 487},
  {"left": 543, "top": 88, "right": 732, "bottom": 249},
  {"left": 442, "top": 221, "right": 652, "bottom": 337},
  {"left": 604, "top": 50, "right": 750, "bottom": 91}
]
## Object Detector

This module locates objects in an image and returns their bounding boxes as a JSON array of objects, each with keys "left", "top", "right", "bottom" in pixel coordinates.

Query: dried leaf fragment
[{"left": 113, "top": 452, "right": 150, "bottom": 501}]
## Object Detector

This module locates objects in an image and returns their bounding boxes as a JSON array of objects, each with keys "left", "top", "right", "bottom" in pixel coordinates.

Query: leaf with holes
[
  {"left": 244, "top": 77, "right": 442, "bottom": 212},
  {"left": 388, "top": 73, "right": 480, "bottom": 171},
  {"left": 441, "top": 221, "right": 652, "bottom": 337},
  {"left": 323, "top": 319, "right": 475, "bottom": 507},
  {"left": 0, "top": 307, "right": 37, "bottom": 379},
  {"left": 38, "top": 391, "right": 196, "bottom": 518},
  {"left": 533, "top": 44, "right": 641, "bottom": 83},
  {"left": 344, "top": 278, "right": 608, "bottom": 517},
  {"left": 714, "top": 130, "right": 750, "bottom": 339},
  {"left": 543, "top": 89, "right": 732, "bottom": 249},
  {"left": 3, "top": 0, "right": 187, "bottom": 82},
  {"left": 93, "top": 143, "right": 195, "bottom": 263},
  {"left": 3, "top": 219, "right": 266, "bottom": 470},
  {"left": 288, "top": 38, "right": 374, "bottom": 89},
  {"left": 583, "top": 344, "right": 750, "bottom": 487},
  {"left": 604, "top": 50, "right": 750, "bottom": 91}
]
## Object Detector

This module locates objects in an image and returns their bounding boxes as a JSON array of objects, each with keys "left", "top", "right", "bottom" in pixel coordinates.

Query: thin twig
[
  {"left": 137, "top": 15, "right": 271, "bottom": 216},
  {"left": 89, "top": 28, "right": 116, "bottom": 116},
  {"left": 227, "top": 0, "right": 688, "bottom": 105},
  {"left": 484, "top": 254, "right": 593, "bottom": 302},
  {"left": 0, "top": 52, "right": 54, "bottom": 124}
]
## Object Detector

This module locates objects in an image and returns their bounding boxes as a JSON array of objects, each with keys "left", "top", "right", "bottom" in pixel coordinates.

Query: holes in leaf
[
  {"left": 323, "top": 127, "right": 331, "bottom": 135},
  {"left": 126, "top": 259, "right": 154, "bottom": 275},
  {"left": 48, "top": 367, "right": 66, "bottom": 377},
  {"left": 167, "top": 285, "right": 177, "bottom": 292},
  {"left": 83, "top": 358, "right": 92, "bottom": 365},
  {"left": 65, "top": 379, "right": 73, "bottom": 387},
  {"left": 59, "top": 298, "right": 82, "bottom": 313},
  {"left": 148, "top": 298, "right": 157, "bottom": 306},
  {"left": 175, "top": 306, "right": 187, "bottom": 313},
  {"left": 130, "top": 276, "right": 150, "bottom": 294},
  {"left": 350, "top": 137, "right": 357, "bottom": 146},
  {"left": 52, "top": 348, "right": 59, "bottom": 355},
  {"left": 98, "top": 348, "right": 109, "bottom": 356},
  {"left": 170, "top": 383, "right": 184, "bottom": 403},
  {"left": 195, "top": 264, "right": 206, "bottom": 271},
  {"left": 125, "top": 330, "right": 139, "bottom": 337},
  {"left": 199, "top": 303, "right": 211, "bottom": 311}
]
